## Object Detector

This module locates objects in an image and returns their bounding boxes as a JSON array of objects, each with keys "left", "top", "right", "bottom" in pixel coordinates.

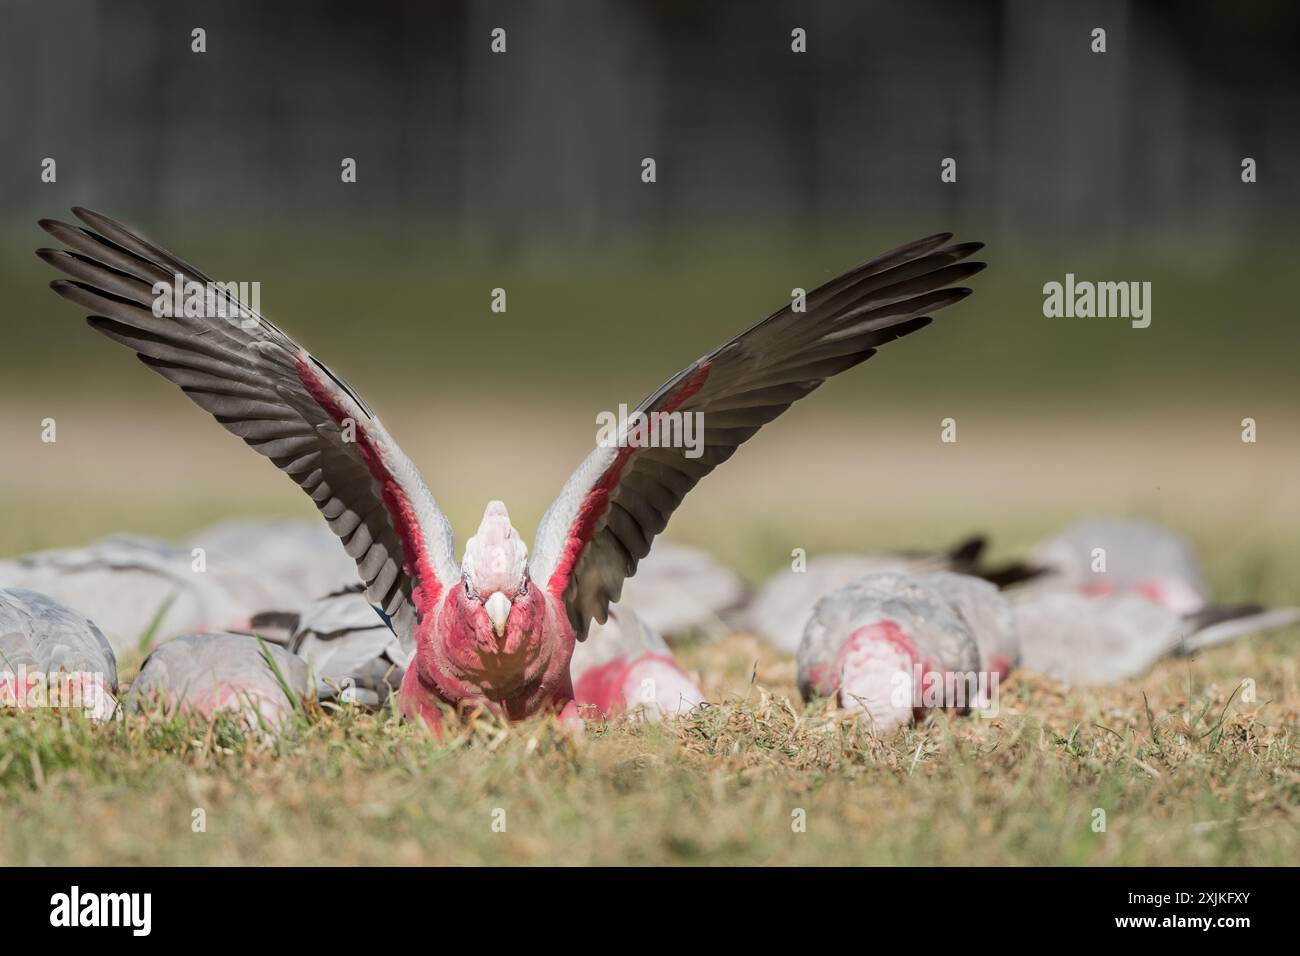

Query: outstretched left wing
[
  {"left": 530, "top": 233, "right": 985, "bottom": 639},
  {"left": 37, "top": 208, "right": 460, "bottom": 644}
]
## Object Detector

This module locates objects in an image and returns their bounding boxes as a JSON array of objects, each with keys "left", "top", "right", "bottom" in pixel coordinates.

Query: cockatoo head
[{"left": 461, "top": 500, "right": 529, "bottom": 639}]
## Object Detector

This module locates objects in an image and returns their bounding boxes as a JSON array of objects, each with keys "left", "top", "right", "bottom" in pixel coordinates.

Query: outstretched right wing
[
  {"left": 531, "top": 233, "right": 985, "bottom": 640},
  {"left": 37, "top": 208, "right": 459, "bottom": 643}
]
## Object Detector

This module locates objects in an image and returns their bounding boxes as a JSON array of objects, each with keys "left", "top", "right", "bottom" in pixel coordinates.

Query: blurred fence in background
[{"left": 3, "top": 0, "right": 1298, "bottom": 257}]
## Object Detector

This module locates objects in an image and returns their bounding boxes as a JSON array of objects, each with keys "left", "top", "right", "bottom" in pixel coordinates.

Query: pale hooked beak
[{"left": 484, "top": 591, "right": 512, "bottom": 638}]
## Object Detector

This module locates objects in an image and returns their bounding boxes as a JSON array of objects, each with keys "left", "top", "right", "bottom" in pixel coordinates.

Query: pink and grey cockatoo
[
  {"left": 796, "top": 572, "right": 1002, "bottom": 731},
  {"left": 250, "top": 585, "right": 411, "bottom": 705},
  {"left": 571, "top": 604, "right": 703, "bottom": 720},
  {"left": 749, "top": 536, "right": 1036, "bottom": 654},
  {"left": 0, "top": 587, "right": 118, "bottom": 720},
  {"left": 129, "top": 632, "right": 311, "bottom": 728},
  {"left": 1025, "top": 518, "right": 1208, "bottom": 614},
  {"left": 247, "top": 584, "right": 705, "bottom": 714},
  {"left": 38, "top": 207, "right": 984, "bottom": 733},
  {"left": 1010, "top": 589, "right": 1300, "bottom": 685}
]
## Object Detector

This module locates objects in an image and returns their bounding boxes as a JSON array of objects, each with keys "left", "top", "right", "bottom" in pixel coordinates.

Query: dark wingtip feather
[
  {"left": 72, "top": 207, "right": 126, "bottom": 235},
  {"left": 948, "top": 535, "right": 988, "bottom": 564},
  {"left": 942, "top": 241, "right": 985, "bottom": 259}
]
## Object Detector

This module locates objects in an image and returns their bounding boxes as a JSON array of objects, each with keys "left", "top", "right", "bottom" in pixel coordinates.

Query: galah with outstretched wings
[{"left": 39, "top": 207, "right": 984, "bottom": 733}]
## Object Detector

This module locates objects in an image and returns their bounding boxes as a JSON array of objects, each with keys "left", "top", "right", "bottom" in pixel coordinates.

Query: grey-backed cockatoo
[
  {"left": 129, "top": 632, "right": 311, "bottom": 728},
  {"left": 1011, "top": 589, "right": 1300, "bottom": 684},
  {"left": 571, "top": 604, "right": 704, "bottom": 720},
  {"left": 750, "top": 536, "right": 1036, "bottom": 654},
  {"left": 39, "top": 207, "right": 984, "bottom": 734},
  {"left": 0, "top": 588, "right": 118, "bottom": 720},
  {"left": 796, "top": 572, "right": 1004, "bottom": 731},
  {"left": 1025, "top": 518, "right": 1208, "bottom": 614}
]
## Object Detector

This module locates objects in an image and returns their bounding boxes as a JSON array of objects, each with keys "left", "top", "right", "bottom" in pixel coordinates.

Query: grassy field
[
  {"left": 1, "top": 626, "right": 1297, "bottom": 865},
  {"left": 1, "top": 399, "right": 1297, "bottom": 866}
]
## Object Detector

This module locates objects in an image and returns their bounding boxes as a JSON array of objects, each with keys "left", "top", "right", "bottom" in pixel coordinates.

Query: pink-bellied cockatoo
[
  {"left": 247, "top": 584, "right": 706, "bottom": 714},
  {"left": 749, "top": 536, "right": 1037, "bottom": 654},
  {"left": 571, "top": 604, "right": 703, "bottom": 720},
  {"left": 796, "top": 572, "right": 1004, "bottom": 731},
  {"left": 38, "top": 207, "right": 984, "bottom": 734},
  {"left": 796, "top": 570, "right": 1297, "bottom": 718},
  {"left": 0, "top": 587, "right": 118, "bottom": 720},
  {"left": 1025, "top": 518, "right": 1208, "bottom": 614},
  {"left": 128, "top": 632, "right": 311, "bottom": 729}
]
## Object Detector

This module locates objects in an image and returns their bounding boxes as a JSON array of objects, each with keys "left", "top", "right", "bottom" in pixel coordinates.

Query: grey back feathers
[
  {"left": 273, "top": 587, "right": 410, "bottom": 705},
  {"left": 1028, "top": 518, "right": 1207, "bottom": 614},
  {"left": 129, "top": 632, "right": 311, "bottom": 726}
]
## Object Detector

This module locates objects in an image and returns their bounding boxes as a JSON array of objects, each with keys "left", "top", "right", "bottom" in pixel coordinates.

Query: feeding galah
[
  {"left": 796, "top": 572, "right": 999, "bottom": 732},
  {"left": 615, "top": 541, "right": 747, "bottom": 640},
  {"left": 129, "top": 632, "right": 311, "bottom": 728},
  {"left": 0, "top": 587, "right": 118, "bottom": 720},
  {"left": 1011, "top": 590, "right": 1300, "bottom": 685},
  {"left": 249, "top": 585, "right": 411, "bottom": 705},
  {"left": 571, "top": 604, "right": 703, "bottom": 720},
  {"left": 1025, "top": 518, "right": 1208, "bottom": 614},
  {"left": 38, "top": 207, "right": 984, "bottom": 733},
  {"left": 748, "top": 535, "right": 1037, "bottom": 654}
]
